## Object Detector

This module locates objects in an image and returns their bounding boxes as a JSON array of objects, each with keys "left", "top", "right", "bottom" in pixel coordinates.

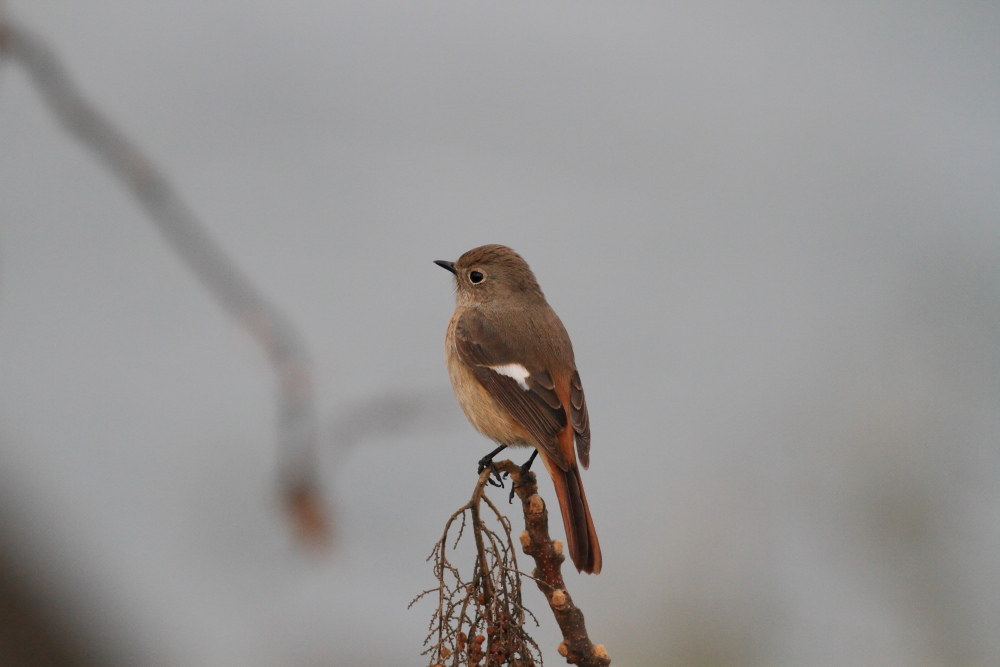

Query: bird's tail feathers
[{"left": 541, "top": 455, "right": 602, "bottom": 574}]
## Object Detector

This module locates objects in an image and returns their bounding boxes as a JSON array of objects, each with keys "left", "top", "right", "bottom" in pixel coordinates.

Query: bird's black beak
[{"left": 434, "top": 260, "right": 457, "bottom": 275}]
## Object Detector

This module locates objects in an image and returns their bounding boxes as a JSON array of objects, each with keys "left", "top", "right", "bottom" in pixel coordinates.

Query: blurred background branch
[{"left": 0, "top": 13, "right": 328, "bottom": 547}]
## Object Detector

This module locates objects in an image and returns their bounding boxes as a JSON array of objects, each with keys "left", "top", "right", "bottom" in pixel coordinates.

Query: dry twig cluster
[
  {"left": 412, "top": 466, "right": 543, "bottom": 667},
  {"left": 414, "top": 460, "right": 610, "bottom": 667}
]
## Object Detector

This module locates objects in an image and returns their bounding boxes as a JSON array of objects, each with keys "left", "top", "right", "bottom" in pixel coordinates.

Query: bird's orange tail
[{"left": 541, "top": 455, "right": 602, "bottom": 574}]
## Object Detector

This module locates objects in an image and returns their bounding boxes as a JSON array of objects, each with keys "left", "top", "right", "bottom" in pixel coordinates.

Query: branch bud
[
  {"left": 550, "top": 588, "right": 568, "bottom": 608},
  {"left": 519, "top": 530, "right": 531, "bottom": 551}
]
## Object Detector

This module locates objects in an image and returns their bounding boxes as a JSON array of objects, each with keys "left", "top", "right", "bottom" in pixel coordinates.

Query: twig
[
  {"left": 0, "top": 15, "right": 328, "bottom": 546},
  {"left": 471, "top": 468, "right": 507, "bottom": 610}
]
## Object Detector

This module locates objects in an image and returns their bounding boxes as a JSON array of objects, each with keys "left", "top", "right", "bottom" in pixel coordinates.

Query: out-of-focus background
[{"left": 1, "top": 2, "right": 998, "bottom": 665}]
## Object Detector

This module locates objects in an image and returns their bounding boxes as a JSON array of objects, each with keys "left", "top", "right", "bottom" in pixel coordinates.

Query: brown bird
[{"left": 435, "top": 244, "right": 601, "bottom": 574}]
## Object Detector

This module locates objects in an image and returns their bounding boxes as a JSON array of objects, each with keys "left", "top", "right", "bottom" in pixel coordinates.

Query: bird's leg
[
  {"left": 477, "top": 444, "right": 508, "bottom": 472},
  {"left": 508, "top": 449, "right": 539, "bottom": 503},
  {"left": 519, "top": 449, "right": 539, "bottom": 475},
  {"left": 478, "top": 444, "right": 508, "bottom": 487}
]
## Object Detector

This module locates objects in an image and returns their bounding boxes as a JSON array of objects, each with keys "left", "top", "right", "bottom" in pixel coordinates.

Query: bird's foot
[{"left": 477, "top": 444, "right": 508, "bottom": 487}]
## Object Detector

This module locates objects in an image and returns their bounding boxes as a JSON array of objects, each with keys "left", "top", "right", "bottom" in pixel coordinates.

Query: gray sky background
[{"left": 1, "top": 2, "right": 998, "bottom": 665}]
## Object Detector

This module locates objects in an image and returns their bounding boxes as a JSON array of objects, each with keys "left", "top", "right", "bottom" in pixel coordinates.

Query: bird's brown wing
[
  {"left": 569, "top": 370, "right": 591, "bottom": 469},
  {"left": 454, "top": 310, "right": 569, "bottom": 470}
]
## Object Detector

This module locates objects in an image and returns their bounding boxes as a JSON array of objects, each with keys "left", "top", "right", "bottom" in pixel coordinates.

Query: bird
[{"left": 435, "top": 244, "right": 601, "bottom": 574}]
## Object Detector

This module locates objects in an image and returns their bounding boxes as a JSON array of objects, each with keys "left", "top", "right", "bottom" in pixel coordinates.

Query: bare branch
[
  {"left": 495, "top": 461, "right": 610, "bottom": 667},
  {"left": 0, "top": 15, "right": 328, "bottom": 546}
]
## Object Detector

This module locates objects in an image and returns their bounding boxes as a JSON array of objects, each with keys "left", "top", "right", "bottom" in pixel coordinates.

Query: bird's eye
[{"left": 469, "top": 270, "right": 485, "bottom": 284}]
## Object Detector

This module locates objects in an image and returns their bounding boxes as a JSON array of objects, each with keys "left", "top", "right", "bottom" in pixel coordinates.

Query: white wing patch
[{"left": 491, "top": 363, "right": 531, "bottom": 390}]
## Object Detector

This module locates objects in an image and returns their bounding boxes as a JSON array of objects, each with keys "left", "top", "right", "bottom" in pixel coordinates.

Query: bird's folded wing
[
  {"left": 454, "top": 310, "right": 569, "bottom": 470},
  {"left": 569, "top": 370, "right": 591, "bottom": 469}
]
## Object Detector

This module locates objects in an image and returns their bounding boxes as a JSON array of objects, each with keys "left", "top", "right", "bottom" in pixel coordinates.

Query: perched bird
[{"left": 435, "top": 245, "right": 601, "bottom": 574}]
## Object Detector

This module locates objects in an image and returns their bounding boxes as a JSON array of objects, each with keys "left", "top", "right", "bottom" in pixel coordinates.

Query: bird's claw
[{"left": 477, "top": 445, "right": 508, "bottom": 487}]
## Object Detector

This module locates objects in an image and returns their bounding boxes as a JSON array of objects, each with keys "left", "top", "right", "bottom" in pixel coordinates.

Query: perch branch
[
  {"left": 493, "top": 460, "right": 610, "bottom": 667},
  {"left": 0, "top": 15, "right": 328, "bottom": 546}
]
